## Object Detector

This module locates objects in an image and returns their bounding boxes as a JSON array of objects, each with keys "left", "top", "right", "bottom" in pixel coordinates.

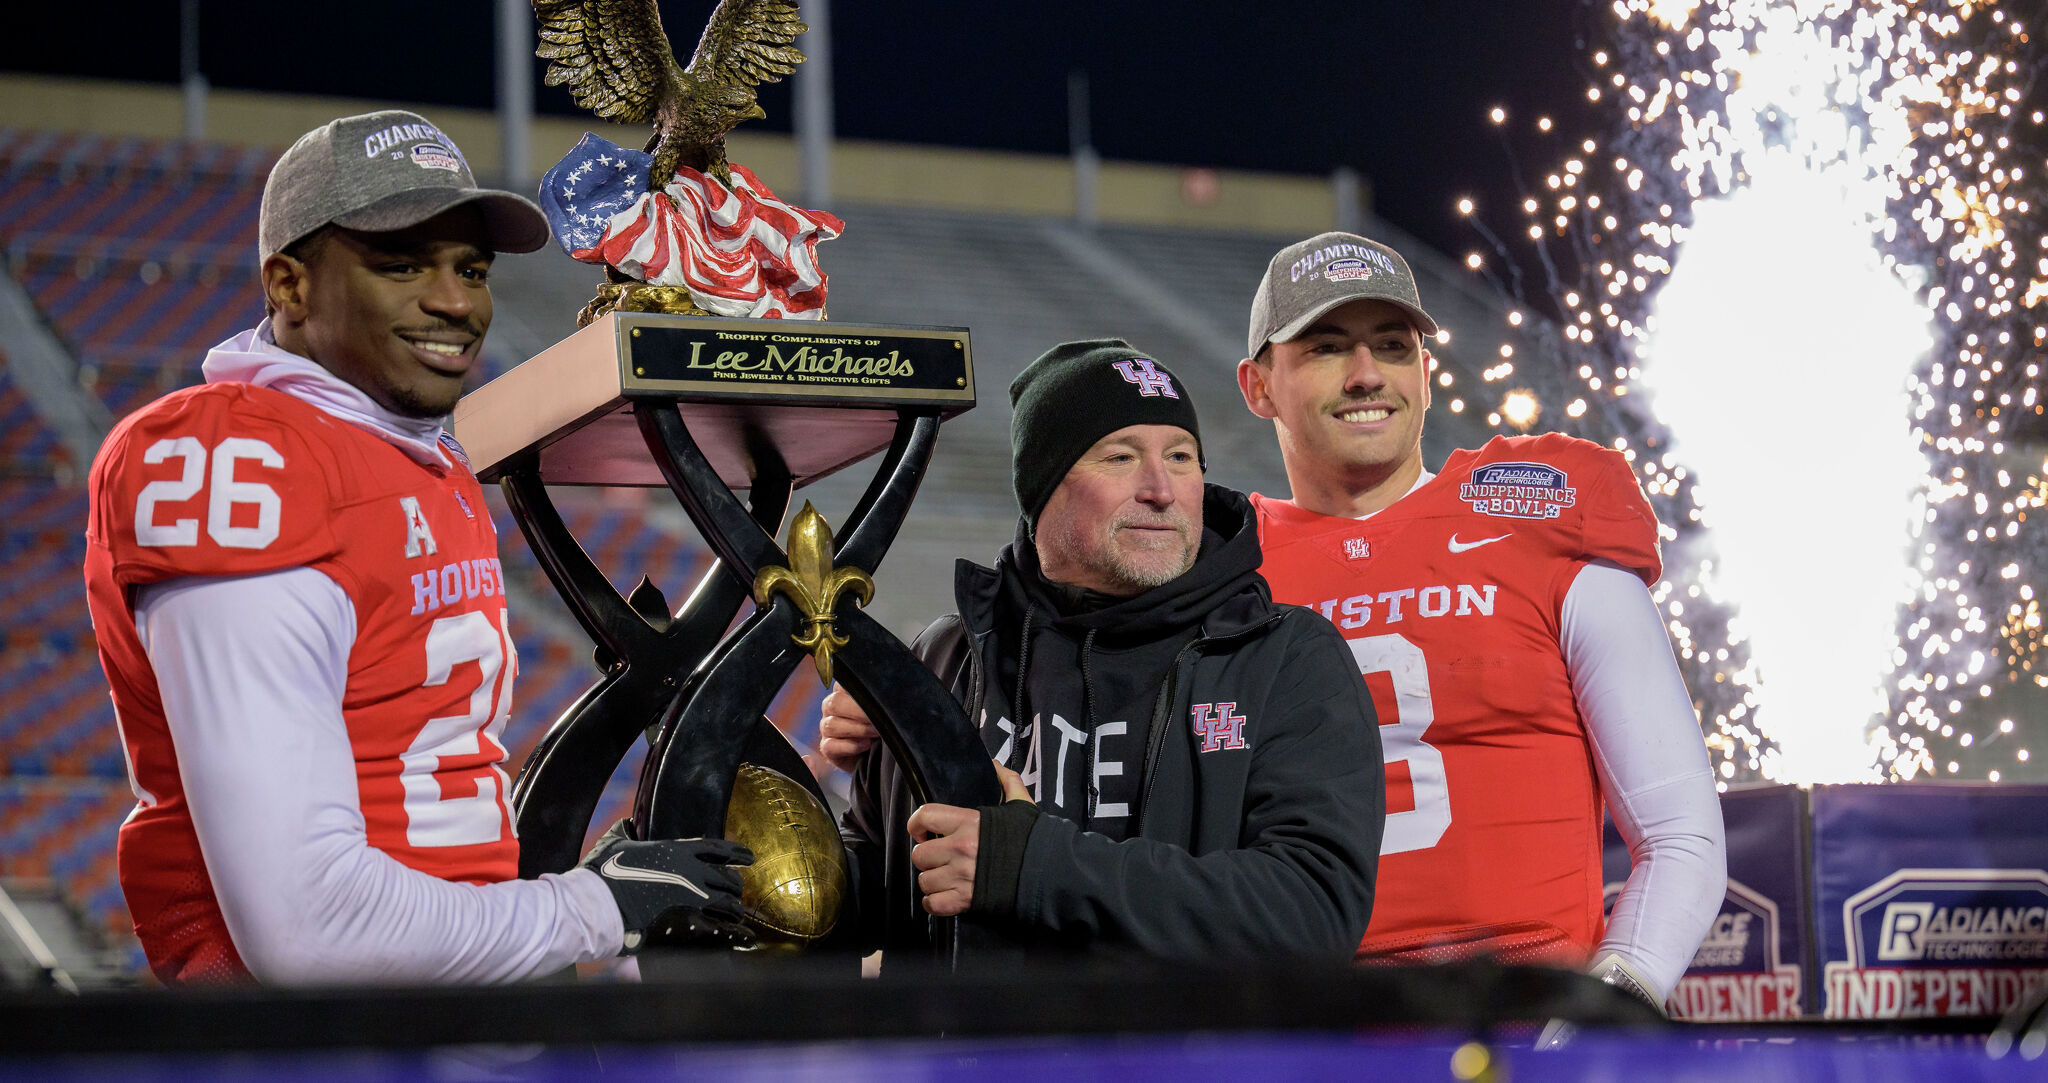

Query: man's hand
[
  {"left": 906, "top": 802, "right": 979, "bottom": 917},
  {"left": 818, "top": 684, "right": 881, "bottom": 774},
  {"left": 993, "top": 761, "right": 1031, "bottom": 803},
  {"left": 906, "top": 761, "right": 1034, "bottom": 917},
  {"left": 577, "top": 819, "right": 756, "bottom": 953}
]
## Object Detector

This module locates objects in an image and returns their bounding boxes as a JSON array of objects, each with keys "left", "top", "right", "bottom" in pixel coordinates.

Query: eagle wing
[
  {"left": 533, "top": 0, "right": 682, "bottom": 125},
  {"left": 684, "top": 0, "right": 808, "bottom": 86}
]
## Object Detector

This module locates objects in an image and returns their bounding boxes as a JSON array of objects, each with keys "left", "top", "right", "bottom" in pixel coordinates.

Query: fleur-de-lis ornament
[{"left": 752, "top": 502, "right": 874, "bottom": 685}]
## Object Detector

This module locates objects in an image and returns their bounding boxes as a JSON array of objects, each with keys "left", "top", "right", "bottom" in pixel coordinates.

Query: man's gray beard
[
  {"left": 1095, "top": 516, "right": 1199, "bottom": 594},
  {"left": 1105, "top": 542, "right": 1197, "bottom": 592}
]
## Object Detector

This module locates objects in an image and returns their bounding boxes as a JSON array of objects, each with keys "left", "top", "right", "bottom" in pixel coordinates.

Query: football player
[
  {"left": 83, "top": 111, "right": 751, "bottom": 985},
  {"left": 1235, "top": 232, "right": 1725, "bottom": 1008}
]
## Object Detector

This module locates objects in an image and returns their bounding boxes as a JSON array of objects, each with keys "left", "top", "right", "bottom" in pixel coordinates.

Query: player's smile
[
  {"left": 1334, "top": 398, "right": 1401, "bottom": 427},
  {"left": 396, "top": 330, "right": 480, "bottom": 377}
]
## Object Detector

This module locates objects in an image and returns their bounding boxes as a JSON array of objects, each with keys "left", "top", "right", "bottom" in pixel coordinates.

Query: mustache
[
  {"left": 1113, "top": 509, "right": 1195, "bottom": 534},
  {"left": 395, "top": 320, "right": 485, "bottom": 339},
  {"left": 1327, "top": 391, "right": 1409, "bottom": 411}
]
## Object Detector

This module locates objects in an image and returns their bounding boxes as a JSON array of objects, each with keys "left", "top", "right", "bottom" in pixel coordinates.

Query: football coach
[{"left": 825, "top": 339, "right": 1385, "bottom": 962}]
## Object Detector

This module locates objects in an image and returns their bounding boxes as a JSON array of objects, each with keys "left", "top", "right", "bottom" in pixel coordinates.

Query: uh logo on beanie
[{"left": 1008, "top": 338, "right": 1205, "bottom": 529}]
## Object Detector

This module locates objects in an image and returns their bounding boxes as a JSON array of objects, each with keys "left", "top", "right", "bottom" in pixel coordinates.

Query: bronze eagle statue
[{"left": 534, "top": 0, "right": 808, "bottom": 190}]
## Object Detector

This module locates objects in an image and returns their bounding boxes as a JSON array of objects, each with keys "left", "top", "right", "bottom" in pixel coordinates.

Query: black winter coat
[{"left": 841, "top": 485, "right": 1385, "bottom": 962}]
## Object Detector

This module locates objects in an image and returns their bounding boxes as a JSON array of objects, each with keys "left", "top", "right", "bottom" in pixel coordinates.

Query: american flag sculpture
[
  {"left": 531, "top": 0, "right": 841, "bottom": 323},
  {"left": 541, "top": 133, "right": 842, "bottom": 320}
]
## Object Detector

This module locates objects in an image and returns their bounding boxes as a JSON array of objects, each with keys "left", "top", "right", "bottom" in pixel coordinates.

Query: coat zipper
[
  {"left": 1127, "top": 611, "right": 1286, "bottom": 838},
  {"left": 1127, "top": 645, "right": 1189, "bottom": 838},
  {"left": 966, "top": 629, "right": 989, "bottom": 725}
]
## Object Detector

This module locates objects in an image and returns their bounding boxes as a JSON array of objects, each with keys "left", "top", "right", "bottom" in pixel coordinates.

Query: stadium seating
[
  {"left": 0, "top": 777, "right": 137, "bottom": 968},
  {"left": 0, "top": 128, "right": 269, "bottom": 404},
  {"left": 0, "top": 359, "right": 70, "bottom": 480}
]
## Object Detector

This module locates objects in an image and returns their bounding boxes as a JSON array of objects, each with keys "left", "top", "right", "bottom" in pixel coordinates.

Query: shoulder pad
[{"left": 1453, "top": 433, "right": 1661, "bottom": 584}]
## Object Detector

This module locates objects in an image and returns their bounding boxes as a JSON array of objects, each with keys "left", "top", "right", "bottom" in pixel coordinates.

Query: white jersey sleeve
[
  {"left": 1560, "top": 560, "right": 1727, "bottom": 1003},
  {"left": 135, "top": 568, "right": 624, "bottom": 985}
]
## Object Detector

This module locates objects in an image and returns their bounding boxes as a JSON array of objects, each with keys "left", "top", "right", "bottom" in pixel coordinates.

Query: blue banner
[{"left": 1811, "top": 783, "right": 2048, "bottom": 1019}]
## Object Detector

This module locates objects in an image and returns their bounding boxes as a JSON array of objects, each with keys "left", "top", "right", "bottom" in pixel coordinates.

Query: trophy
[{"left": 451, "top": 0, "right": 1001, "bottom": 958}]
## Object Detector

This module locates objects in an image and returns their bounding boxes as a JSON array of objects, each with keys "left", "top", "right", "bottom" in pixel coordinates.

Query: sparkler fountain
[{"left": 1460, "top": 0, "right": 2047, "bottom": 784}]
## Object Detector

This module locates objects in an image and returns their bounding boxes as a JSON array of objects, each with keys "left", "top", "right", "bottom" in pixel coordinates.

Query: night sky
[{"left": 3, "top": 1, "right": 1605, "bottom": 261}]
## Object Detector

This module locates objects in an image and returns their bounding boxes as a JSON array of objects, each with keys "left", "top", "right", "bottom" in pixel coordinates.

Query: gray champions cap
[
  {"left": 258, "top": 109, "right": 549, "bottom": 262},
  {"left": 1245, "top": 231, "right": 1441, "bottom": 358}
]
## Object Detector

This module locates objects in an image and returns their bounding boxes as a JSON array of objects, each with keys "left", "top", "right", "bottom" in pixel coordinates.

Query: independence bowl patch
[
  {"left": 1458, "top": 461, "right": 1576, "bottom": 519},
  {"left": 410, "top": 142, "right": 462, "bottom": 172},
  {"left": 1323, "top": 257, "right": 1375, "bottom": 282}
]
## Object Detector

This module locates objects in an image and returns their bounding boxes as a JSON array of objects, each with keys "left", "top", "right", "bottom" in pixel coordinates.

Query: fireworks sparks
[
  {"left": 1639, "top": 168, "right": 1930, "bottom": 782},
  {"left": 1457, "top": 0, "right": 2047, "bottom": 784}
]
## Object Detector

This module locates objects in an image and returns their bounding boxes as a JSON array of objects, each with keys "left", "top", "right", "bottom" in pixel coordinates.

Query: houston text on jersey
[
  {"left": 1309, "top": 582, "right": 1499, "bottom": 629},
  {"left": 410, "top": 557, "right": 507, "bottom": 616}
]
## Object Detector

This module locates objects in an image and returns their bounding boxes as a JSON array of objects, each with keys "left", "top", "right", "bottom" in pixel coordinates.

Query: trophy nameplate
[{"left": 453, "top": 312, "right": 974, "bottom": 488}]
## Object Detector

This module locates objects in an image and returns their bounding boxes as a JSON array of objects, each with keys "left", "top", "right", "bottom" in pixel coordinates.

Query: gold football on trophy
[{"left": 725, "top": 761, "right": 849, "bottom": 945}]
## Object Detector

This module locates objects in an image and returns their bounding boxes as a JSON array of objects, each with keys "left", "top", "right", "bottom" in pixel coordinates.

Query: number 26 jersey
[
  {"left": 84, "top": 381, "right": 519, "bottom": 982},
  {"left": 1253, "top": 433, "right": 1662, "bottom": 965}
]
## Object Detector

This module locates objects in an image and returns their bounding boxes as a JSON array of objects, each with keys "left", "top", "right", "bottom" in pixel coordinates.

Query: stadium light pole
[
  {"left": 498, "top": 0, "right": 534, "bottom": 190},
  {"left": 1332, "top": 166, "right": 1363, "bottom": 235},
  {"left": 794, "top": 0, "right": 833, "bottom": 204},
  {"left": 1069, "top": 70, "right": 1098, "bottom": 226},
  {"left": 180, "top": 0, "right": 206, "bottom": 141}
]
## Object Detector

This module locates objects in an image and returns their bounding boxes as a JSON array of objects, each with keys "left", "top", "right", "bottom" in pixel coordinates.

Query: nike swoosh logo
[
  {"left": 600, "top": 853, "right": 709, "bottom": 898},
  {"left": 1447, "top": 532, "right": 1512, "bottom": 553}
]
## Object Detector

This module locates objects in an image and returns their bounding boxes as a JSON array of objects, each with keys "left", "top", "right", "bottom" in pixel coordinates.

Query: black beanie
[{"left": 1009, "top": 338, "right": 1204, "bottom": 529}]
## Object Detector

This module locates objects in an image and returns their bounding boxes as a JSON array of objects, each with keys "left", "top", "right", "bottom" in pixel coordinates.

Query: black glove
[{"left": 578, "top": 819, "right": 756, "bottom": 953}]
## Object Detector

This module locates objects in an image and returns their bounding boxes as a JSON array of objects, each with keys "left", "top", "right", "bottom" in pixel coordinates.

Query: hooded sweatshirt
[
  {"left": 988, "top": 490, "right": 1265, "bottom": 841},
  {"left": 842, "top": 484, "right": 1385, "bottom": 962}
]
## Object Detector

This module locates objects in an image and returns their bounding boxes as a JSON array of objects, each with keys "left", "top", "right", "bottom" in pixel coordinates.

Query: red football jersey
[
  {"left": 1254, "top": 433, "right": 1660, "bottom": 966},
  {"left": 84, "top": 383, "right": 518, "bottom": 983}
]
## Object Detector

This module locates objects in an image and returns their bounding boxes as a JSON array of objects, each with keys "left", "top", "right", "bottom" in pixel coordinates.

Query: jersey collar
[
  {"left": 1354, "top": 470, "right": 1435, "bottom": 520},
  {"left": 201, "top": 321, "right": 453, "bottom": 469}
]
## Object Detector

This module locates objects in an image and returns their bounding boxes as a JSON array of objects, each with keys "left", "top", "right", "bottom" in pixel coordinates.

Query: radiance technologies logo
[{"left": 1825, "top": 868, "right": 2048, "bottom": 1019}]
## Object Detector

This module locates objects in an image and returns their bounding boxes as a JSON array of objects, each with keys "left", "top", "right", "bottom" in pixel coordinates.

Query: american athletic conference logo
[
  {"left": 1191, "top": 702, "right": 1247, "bottom": 752},
  {"left": 1112, "top": 357, "right": 1179, "bottom": 398},
  {"left": 1458, "top": 461, "right": 1576, "bottom": 520}
]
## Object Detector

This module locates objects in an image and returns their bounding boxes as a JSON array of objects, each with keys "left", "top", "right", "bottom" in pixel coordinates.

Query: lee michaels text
[{"left": 683, "top": 340, "right": 917, "bottom": 380}]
